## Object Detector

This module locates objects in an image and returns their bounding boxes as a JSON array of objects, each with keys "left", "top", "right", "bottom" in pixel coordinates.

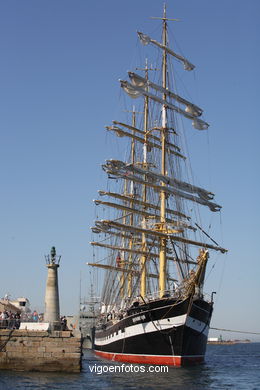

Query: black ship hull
[{"left": 94, "top": 296, "right": 213, "bottom": 366}]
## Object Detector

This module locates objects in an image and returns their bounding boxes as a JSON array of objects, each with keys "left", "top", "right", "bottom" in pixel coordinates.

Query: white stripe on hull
[{"left": 95, "top": 314, "right": 209, "bottom": 346}]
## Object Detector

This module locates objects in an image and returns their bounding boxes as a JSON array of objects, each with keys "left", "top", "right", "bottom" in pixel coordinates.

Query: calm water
[{"left": 0, "top": 343, "right": 259, "bottom": 390}]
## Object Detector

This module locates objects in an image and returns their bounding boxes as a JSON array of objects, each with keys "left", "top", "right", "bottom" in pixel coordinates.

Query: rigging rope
[{"left": 194, "top": 222, "right": 220, "bottom": 247}]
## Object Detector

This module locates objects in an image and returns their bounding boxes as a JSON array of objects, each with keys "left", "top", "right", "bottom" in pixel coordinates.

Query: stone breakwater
[{"left": 0, "top": 329, "right": 82, "bottom": 372}]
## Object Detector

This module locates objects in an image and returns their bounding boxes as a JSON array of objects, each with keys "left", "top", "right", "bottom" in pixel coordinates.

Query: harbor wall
[{"left": 0, "top": 329, "right": 82, "bottom": 372}]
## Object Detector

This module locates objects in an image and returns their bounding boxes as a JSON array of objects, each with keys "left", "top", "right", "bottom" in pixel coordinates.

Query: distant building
[
  {"left": 208, "top": 337, "right": 219, "bottom": 342},
  {"left": 9, "top": 297, "right": 31, "bottom": 313},
  {"left": 0, "top": 299, "right": 21, "bottom": 313},
  {"left": 0, "top": 297, "right": 30, "bottom": 313}
]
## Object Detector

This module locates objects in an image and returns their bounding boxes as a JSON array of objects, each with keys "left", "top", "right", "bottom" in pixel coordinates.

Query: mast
[
  {"left": 120, "top": 179, "right": 127, "bottom": 298},
  {"left": 140, "top": 60, "right": 149, "bottom": 298},
  {"left": 159, "top": 5, "right": 168, "bottom": 297},
  {"left": 127, "top": 108, "right": 136, "bottom": 297}
]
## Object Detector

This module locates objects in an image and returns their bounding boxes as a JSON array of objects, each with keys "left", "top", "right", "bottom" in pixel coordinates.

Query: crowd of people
[
  {"left": 0, "top": 310, "right": 21, "bottom": 329},
  {"left": 0, "top": 310, "right": 68, "bottom": 330}
]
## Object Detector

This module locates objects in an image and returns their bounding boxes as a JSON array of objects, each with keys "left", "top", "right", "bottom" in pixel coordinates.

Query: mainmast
[{"left": 159, "top": 5, "right": 168, "bottom": 298}]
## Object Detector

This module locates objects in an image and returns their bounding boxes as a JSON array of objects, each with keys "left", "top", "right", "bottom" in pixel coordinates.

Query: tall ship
[{"left": 88, "top": 6, "right": 227, "bottom": 366}]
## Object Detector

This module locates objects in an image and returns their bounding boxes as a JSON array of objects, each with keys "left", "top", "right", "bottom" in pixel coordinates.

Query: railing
[
  {"left": 0, "top": 315, "right": 43, "bottom": 329},
  {"left": 0, "top": 319, "right": 21, "bottom": 329},
  {"left": 0, "top": 318, "right": 67, "bottom": 331}
]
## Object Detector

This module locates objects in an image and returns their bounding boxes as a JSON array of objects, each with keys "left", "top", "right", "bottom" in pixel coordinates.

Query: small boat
[{"left": 88, "top": 5, "right": 227, "bottom": 366}]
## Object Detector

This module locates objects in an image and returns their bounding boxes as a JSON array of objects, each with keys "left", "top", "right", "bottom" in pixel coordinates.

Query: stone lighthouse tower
[{"left": 44, "top": 246, "right": 61, "bottom": 330}]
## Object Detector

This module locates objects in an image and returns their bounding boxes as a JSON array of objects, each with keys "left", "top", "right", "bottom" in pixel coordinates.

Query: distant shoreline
[{"left": 208, "top": 340, "right": 251, "bottom": 345}]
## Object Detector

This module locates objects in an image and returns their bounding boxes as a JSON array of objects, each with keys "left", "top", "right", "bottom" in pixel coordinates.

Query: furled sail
[
  {"left": 93, "top": 220, "right": 227, "bottom": 253},
  {"left": 90, "top": 241, "right": 197, "bottom": 265},
  {"left": 120, "top": 80, "right": 209, "bottom": 130},
  {"left": 98, "top": 190, "right": 191, "bottom": 220},
  {"left": 94, "top": 199, "right": 196, "bottom": 231},
  {"left": 106, "top": 125, "right": 186, "bottom": 159},
  {"left": 137, "top": 31, "right": 195, "bottom": 71},
  {"left": 128, "top": 72, "right": 203, "bottom": 117},
  {"left": 119, "top": 82, "right": 142, "bottom": 99},
  {"left": 119, "top": 161, "right": 214, "bottom": 201},
  {"left": 102, "top": 159, "right": 220, "bottom": 212},
  {"left": 112, "top": 121, "right": 182, "bottom": 152}
]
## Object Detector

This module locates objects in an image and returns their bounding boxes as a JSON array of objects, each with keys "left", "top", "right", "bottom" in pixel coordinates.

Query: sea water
[{"left": 0, "top": 343, "right": 259, "bottom": 390}]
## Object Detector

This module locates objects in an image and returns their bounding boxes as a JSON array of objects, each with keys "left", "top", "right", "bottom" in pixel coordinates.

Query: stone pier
[{"left": 0, "top": 329, "right": 82, "bottom": 372}]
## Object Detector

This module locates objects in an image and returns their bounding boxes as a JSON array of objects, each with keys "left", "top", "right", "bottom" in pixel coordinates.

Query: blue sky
[{"left": 0, "top": 0, "right": 259, "bottom": 340}]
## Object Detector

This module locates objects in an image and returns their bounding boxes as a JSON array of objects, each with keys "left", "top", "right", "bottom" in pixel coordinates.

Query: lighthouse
[{"left": 44, "top": 246, "right": 61, "bottom": 330}]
